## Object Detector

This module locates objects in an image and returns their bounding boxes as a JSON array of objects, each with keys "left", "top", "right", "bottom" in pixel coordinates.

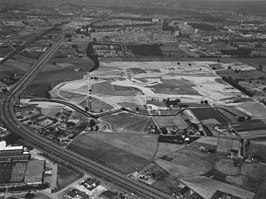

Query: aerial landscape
[{"left": 1, "top": 0, "right": 266, "bottom": 199}]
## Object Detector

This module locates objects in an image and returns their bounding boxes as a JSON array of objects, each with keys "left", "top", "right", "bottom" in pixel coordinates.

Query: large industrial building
[{"left": 0, "top": 141, "right": 45, "bottom": 187}]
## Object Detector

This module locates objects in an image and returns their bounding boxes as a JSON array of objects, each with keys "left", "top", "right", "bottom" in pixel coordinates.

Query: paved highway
[
  {"left": 0, "top": 28, "right": 56, "bottom": 65},
  {"left": 0, "top": 38, "right": 172, "bottom": 199}
]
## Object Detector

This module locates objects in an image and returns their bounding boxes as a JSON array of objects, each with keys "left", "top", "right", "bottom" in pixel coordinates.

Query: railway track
[{"left": 0, "top": 37, "right": 172, "bottom": 199}]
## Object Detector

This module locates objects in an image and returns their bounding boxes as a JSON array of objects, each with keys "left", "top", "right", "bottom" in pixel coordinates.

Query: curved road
[{"left": 0, "top": 38, "right": 172, "bottom": 199}]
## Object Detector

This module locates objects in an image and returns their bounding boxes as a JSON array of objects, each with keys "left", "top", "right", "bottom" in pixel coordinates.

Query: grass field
[
  {"left": 232, "top": 119, "right": 266, "bottom": 132},
  {"left": 90, "top": 81, "right": 136, "bottom": 96},
  {"left": 214, "top": 159, "right": 240, "bottom": 176},
  {"left": 67, "top": 133, "right": 151, "bottom": 174},
  {"left": 155, "top": 142, "right": 216, "bottom": 178},
  {"left": 129, "top": 67, "right": 147, "bottom": 74},
  {"left": 181, "top": 176, "right": 255, "bottom": 199},
  {"left": 126, "top": 44, "right": 163, "bottom": 56},
  {"left": 217, "top": 69, "right": 265, "bottom": 81},
  {"left": 24, "top": 61, "right": 94, "bottom": 98},
  {"left": 59, "top": 91, "right": 86, "bottom": 103},
  {"left": 247, "top": 139, "right": 266, "bottom": 163},
  {"left": 238, "top": 58, "right": 266, "bottom": 70},
  {"left": 1, "top": 58, "right": 32, "bottom": 72},
  {"left": 256, "top": 180, "right": 266, "bottom": 199},
  {"left": 191, "top": 107, "right": 228, "bottom": 125},
  {"left": 23, "top": 83, "right": 51, "bottom": 98},
  {"left": 57, "top": 165, "right": 83, "bottom": 190},
  {"left": 154, "top": 115, "right": 187, "bottom": 129},
  {"left": 102, "top": 112, "right": 155, "bottom": 133},
  {"left": 79, "top": 97, "right": 113, "bottom": 112},
  {"left": 0, "top": 46, "right": 13, "bottom": 57},
  {"left": 237, "top": 102, "right": 266, "bottom": 119},
  {"left": 148, "top": 78, "right": 199, "bottom": 95}
]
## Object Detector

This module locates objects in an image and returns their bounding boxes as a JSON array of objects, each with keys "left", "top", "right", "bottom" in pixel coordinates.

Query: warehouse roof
[{"left": 24, "top": 160, "right": 45, "bottom": 185}]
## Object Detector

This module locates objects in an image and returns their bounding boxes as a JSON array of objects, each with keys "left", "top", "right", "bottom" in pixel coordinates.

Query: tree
[
  {"left": 89, "top": 119, "right": 96, "bottom": 127},
  {"left": 25, "top": 192, "right": 35, "bottom": 199},
  {"left": 136, "top": 107, "right": 140, "bottom": 112},
  {"left": 65, "top": 33, "right": 72, "bottom": 38}
]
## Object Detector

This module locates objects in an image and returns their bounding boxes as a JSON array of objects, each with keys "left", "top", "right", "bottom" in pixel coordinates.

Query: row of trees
[{"left": 222, "top": 76, "right": 253, "bottom": 96}]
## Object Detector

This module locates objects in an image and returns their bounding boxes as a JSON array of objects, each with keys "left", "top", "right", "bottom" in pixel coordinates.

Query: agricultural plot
[
  {"left": 0, "top": 25, "right": 25, "bottom": 38},
  {"left": 181, "top": 176, "right": 255, "bottom": 199},
  {"left": 23, "top": 83, "right": 52, "bottom": 98},
  {"left": 129, "top": 67, "right": 147, "bottom": 75},
  {"left": 24, "top": 60, "right": 94, "bottom": 98},
  {"left": 151, "top": 172, "right": 183, "bottom": 194},
  {"left": 191, "top": 107, "right": 228, "bottom": 125},
  {"left": 57, "top": 165, "right": 83, "bottom": 190},
  {"left": 238, "top": 130, "right": 266, "bottom": 140},
  {"left": 19, "top": 50, "right": 43, "bottom": 60},
  {"left": 154, "top": 115, "right": 187, "bottom": 129},
  {"left": 154, "top": 142, "right": 186, "bottom": 159},
  {"left": 237, "top": 102, "right": 266, "bottom": 119},
  {"left": 232, "top": 119, "right": 266, "bottom": 132},
  {"left": 148, "top": 78, "right": 199, "bottom": 95},
  {"left": 102, "top": 112, "right": 155, "bottom": 133},
  {"left": 79, "top": 132, "right": 158, "bottom": 160},
  {"left": 126, "top": 44, "right": 163, "bottom": 56},
  {"left": 155, "top": 142, "right": 216, "bottom": 178},
  {"left": 255, "top": 180, "right": 266, "bottom": 199},
  {"left": 1, "top": 58, "right": 32, "bottom": 72},
  {"left": 0, "top": 45, "right": 13, "bottom": 57},
  {"left": 59, "top": 91, "right": 86, "bottom": 103},
  {"left": 117, "top": 102, "right": 146, "bottom": 111},
  {"left": 52, "top": 45, "right": 77, "bottom": 59},
  {"left": 89, "top": 81, "right": 136, "bottom": 96},
  {"left": 67, "top": 133, "right": 151, "bottom": 174},
  {"left": 79, "top": 97, "right": 114, "bottom": 112},
  {"left": 247, "top": 140, "right": 266, "bottom": 162},
  {"left": 217, "top": 69, "right": 265, "bottom": 81}
]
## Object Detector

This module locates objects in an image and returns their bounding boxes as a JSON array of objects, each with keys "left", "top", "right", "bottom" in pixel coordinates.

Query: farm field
[
  {"left": 217, "top": 69, "right": 265, "bottom": 81},
  {"left": 57, "top": 165, "right": 83, "bottom": 190},
  {"left": 238, "top": 130, "right": 266, "bottom": 140},
  {"left": 91, "top": 81, "right": 136, "bottom": 96},
  {"left": 58, "top": 91, "right": 86, "bottom": 103},
  {"left": 148, "top": 78, "right": 199, "bottom": 95},
  {"left": 154, "top": 142, "right": 216, "bottom": 178},
  {"left": 237, "top": 102, "right": 266, "bottom": 119},
  {"left": 247, "top": 139, "right": 266, "bottom": 162},
  {"left": 78, "top": 132, "right": 159, "bottom": 160},
  {"left": 23, "top": 62, "right": 94, "bottom": 98},
  {"left": 191, "top": 107, "right": 228, "bottom": 125},
  {"left": 232, "top": 119, "right": 266, "bottom": 132},
  {"left": 238, "top": 58, "right": 266, "bottom": 70},
  {"left": 181, "top": 176, "right": 255, "bottom": 199},
  {"left": 154, "top": 142, "right": 186, "bottom": 159},
  {"left": 101, "top": 112, "right": 155, "bottom": 133},
  {"left": 23, "top": 83, "right": 52, "bottom": 98},
  {"left": 126, "top": 44, "right": 163, "bottom": 56},
  {"left": 255, "top": 180, "right": 266, "bottom": 199},
  {"left": 0, "top": 45, "right": 13, "bottom": 57},
  {"left": 1, "top": 58, "right": 32, "bottom": 72},
  {"left": 67, "top": 133, "right": 152, "bottom": 174},
  {"left": 79, "top": 97, "right": 114, "bottom": 112},
  {"left": 154, "top": 115, "right": 187, "bottom": 129}
]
